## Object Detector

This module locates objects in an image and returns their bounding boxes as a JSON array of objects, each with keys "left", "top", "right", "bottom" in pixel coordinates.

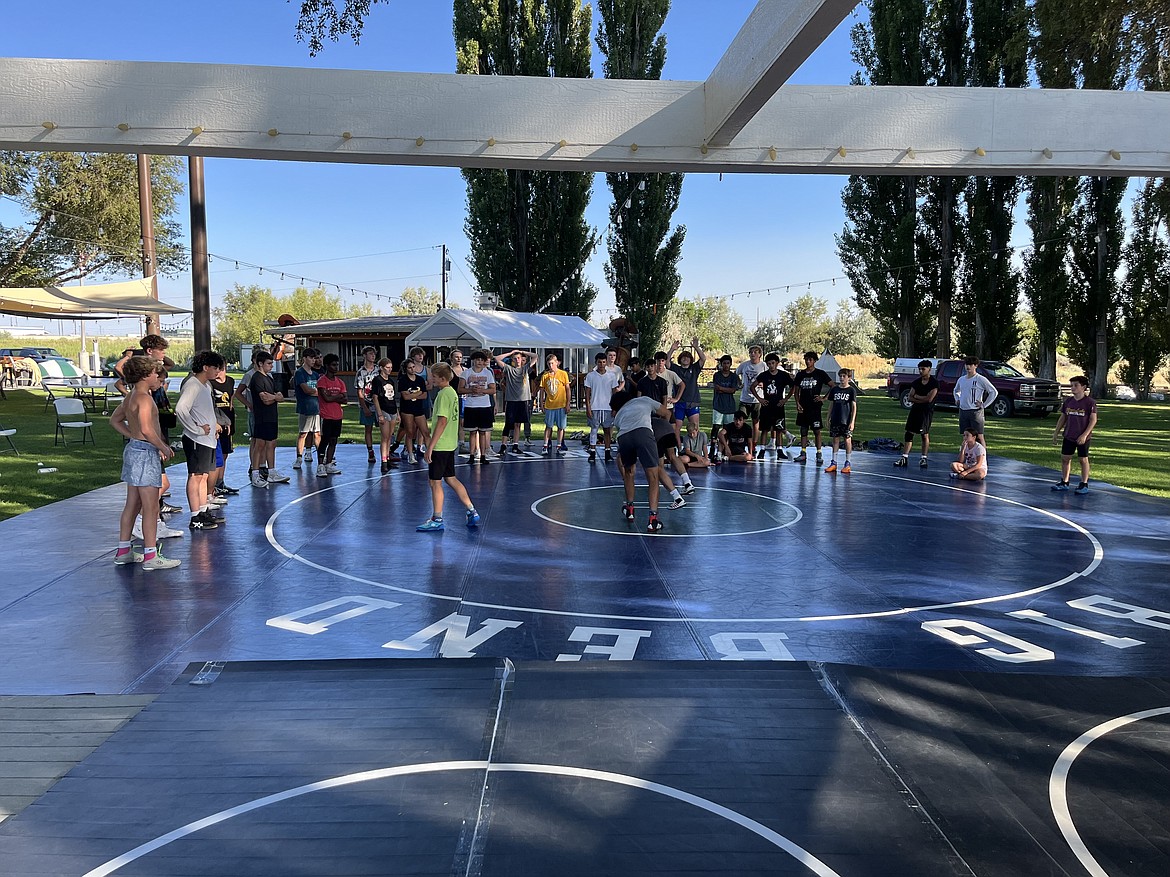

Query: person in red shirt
[{"left": 315, "top": 354, "right": 348, "bottom": 476}]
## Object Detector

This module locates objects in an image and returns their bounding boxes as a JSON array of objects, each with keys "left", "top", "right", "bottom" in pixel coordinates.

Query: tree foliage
[
  {"left": 211, "top": 284, "right": 373, "bottom": 364},
  {"left": 746, "top": 294, "right": 878, "bottom": 357},
  {"left": 294, "top": 0, "right": 386, "bottom": 56},
  {"left": 0, "top": 152, "right": 184, "bottom": 287},
  {"left": 659, "top": 296, "right": 746, "bottom": 355},
  {"left": 597, "top": 0, "right": 685, "bottom": 354},
  {"left": 456, "top": 0, "right": 598, "bottom": 318},
  {"left": 1116, "top": 180, "right": 1170, "bottom": 398},
  {"left": 391, "top": 284, "right": 458, "bottom": 316}
]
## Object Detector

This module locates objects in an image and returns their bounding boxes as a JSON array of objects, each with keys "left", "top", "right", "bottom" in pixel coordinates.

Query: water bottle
[{"left": 38, "top": 467, "right": 58, "bottom": 474}]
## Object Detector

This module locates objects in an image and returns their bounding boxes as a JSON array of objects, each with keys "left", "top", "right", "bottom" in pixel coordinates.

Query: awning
[
  {"left": 405, "top": 310, "right": 606, "bottom": 352},
  {"left": 0, "top": 277, "right": 191, "bottom": 318}
]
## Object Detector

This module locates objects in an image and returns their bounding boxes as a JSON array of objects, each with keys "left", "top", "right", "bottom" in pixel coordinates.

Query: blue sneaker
[
  {"left": 466, "top": 509, "right": 481, "bottom": 528},
  {"left": 1075, "top": 483, "right": 1090, "bottom": 495},
  {"left": 1051, "top": 481, "right": 1070, "bottom": 492},
  {"left": 416, "top": 517, "right": 445, "bottom": 532}
]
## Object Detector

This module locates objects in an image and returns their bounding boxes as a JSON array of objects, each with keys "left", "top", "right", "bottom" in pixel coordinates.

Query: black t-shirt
[
  {"left": 754, "top": 370, "right": 794, "bottom": 407},
  {"left": 370, "top": 374, "right": 398, "bottom": 414},
  {"left": 796, "top": 368, "right": 833, "bottom": 408},
  {"left": 829, "top": 384, "right": 858, "bottom": 425},
  {"left": 398, "top": 373, "right": 427, "bottom": 415},
  {"left": 724, "top": 421, "right": 753, "bottom": 454},
  {"left": 630, "top": 369, "right": 648, "bottom": 387},
  {"left": 910, "top": 376, "right": 939, "bottom": 410},
  {"left": 637, "top": 375, "right": 667, "bottom": 403},
  {"left": 250, "top": 372, "right": 279, "bottom": 423}
]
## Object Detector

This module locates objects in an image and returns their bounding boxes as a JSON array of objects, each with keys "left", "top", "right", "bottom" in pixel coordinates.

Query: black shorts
[
  {"left": 181, "top": 436, "right": 216, "bottom": 475},
  {"left": 428, "top": 449, "right": 457, "bottom": 480},
  {"left": 252, "top": 419, "right": 278, "bottom": 442},
  {"left": 504, "top": 400, "right": 530, "bottom": 428},
  {"left": 321, "top": 418, "right": 343, "bottom": 441},
  {"left": 904, "top": 406, "right": 933, "bottom": 436},
  {"left": 1062, "top": 437, "right": 1091, "bottom": 458},
  {"left": 796, "top": 405, "right": 823, "bottom": 432},
  {"left": 737, "top": 401, "right": 761, "bottom": 424},
  {"left": 618, "top": 428, "right": 660, "bottom": 470},
  {"left": 656, "top": 433, "right": 678, "bottom": 457},
  {"left": 829, "top": 423, "right": 852, "bottom": 439},
  {"left": 464, "top": 406, "right": 494, "bottom": 431},
  {"left": 218, "top": 429, "right": 233, "bottom": 456},
  {"left": 759, "top": 405, "right": 786, "bottom": 433}
]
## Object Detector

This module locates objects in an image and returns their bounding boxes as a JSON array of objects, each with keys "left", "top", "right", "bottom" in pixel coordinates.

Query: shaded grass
[{"left": 1, "top": 386, "right": 1166, "bottom": 520}]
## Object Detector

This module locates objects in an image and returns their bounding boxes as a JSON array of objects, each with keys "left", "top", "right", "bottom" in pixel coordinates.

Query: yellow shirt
[{"left": 540, "top": 369, "right": 570, "bottom": 410}]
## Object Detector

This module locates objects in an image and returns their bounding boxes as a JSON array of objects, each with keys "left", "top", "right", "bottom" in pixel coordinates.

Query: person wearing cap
[{"left": 668, "top": 337, "right": 707, "bottom": 443}]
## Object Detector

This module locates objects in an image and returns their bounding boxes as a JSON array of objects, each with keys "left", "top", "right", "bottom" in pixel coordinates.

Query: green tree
[
  {"left": 211, "top": 284, "right": 374, "bottom": 363},
  {"left": 597, "top": 0, "right": 685, "bottom": 354},
  {"left": 660, "top": 296, "right": 746, "bottom": 355},
  {"left": 825, "top": 300, "right": 879, "bottom": 355},
  {"left": 0, "top": 152, "right": 184, "bottom": 287},
  {"left": 456, "top": 0, "right": 599, "bottom": 318},
  {"left": 1117, "top": 180, "right": 1170, "bottom": 399},
  {"left": 295, "top": 0, "right": 387, "bottom": 55},
  {"left": 392, "top": 285, "right": 445, "bottom": 316}
]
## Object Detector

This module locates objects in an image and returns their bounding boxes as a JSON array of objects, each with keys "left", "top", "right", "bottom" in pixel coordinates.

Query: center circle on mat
[
  {"left": 85, "top": 762, "right": 842, "bottom": 877},
  {"left": 530, "top": 485, "right": 801, "bottom": 538}
]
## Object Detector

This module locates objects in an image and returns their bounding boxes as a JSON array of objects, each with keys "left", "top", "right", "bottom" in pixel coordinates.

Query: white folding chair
[
  {"left": 54, "top": 397, "right": 94, "bottom": 446},
  {"left": 0, "top": 419, "right": 16, "bottom": 455}
]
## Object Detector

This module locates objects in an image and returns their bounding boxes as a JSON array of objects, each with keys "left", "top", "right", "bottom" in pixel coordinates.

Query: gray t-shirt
[
  {"left": 502, "top": 364, "right": 532, "bottom": 402},
  {"left": 671, "top": 363, "right": 704, "bottom": 406},
  {"left": 613, "top": 396, "right": 661, "bottom": 434}
]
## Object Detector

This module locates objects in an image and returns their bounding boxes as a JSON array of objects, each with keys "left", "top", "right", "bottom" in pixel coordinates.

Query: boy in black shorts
[
  {"left": 611, "top": 389, "right": 674, "bottom": 532},
  {"left": 793, "top": 351, "right": 833, "bottom": 465},
  {"left": 751, "top": 352, "right": 794, "bottom": 460},
  {"left": 418, "top": 364, "right": 480, "bottom": 532},
  {"left": 897, "top": 360, "right": 938, "bottom": 468},
  {"left": 824, "top": 368, "right": 857, "bottom": 474}
]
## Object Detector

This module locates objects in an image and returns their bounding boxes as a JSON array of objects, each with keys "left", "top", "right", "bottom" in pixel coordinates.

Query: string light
[
  {"left": 1109, "top": 150, "right": 1121, "bottom": 160},
  {"left": 268, "top": 128, "right": 279, "bottom": 137},
  {"left": 1042, "top": 148, "right": 1053, "bottom": 158},
  {"left": 975, "top": 146, "right": 986, "bottom": 157},
  {"left": 117, "top": 123, "right": 130, "bottom": 132},
  {"left": 191, "top": 126, "right": 204, "bottom": 136}
]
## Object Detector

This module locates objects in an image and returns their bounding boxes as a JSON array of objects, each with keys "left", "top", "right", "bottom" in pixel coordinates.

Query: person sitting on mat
[{"left": 950, "top": 428, "right": 988, "bottom": 481}]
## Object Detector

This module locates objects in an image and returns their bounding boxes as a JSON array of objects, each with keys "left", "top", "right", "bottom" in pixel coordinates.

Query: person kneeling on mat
[{"left": 611, "top": 389, "right": 673, "bottom": 533}]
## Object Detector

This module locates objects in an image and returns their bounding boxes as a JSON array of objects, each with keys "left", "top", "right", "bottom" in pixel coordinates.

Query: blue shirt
[{"left": 294, "top": 366, "right": 321, "bottom": 416}]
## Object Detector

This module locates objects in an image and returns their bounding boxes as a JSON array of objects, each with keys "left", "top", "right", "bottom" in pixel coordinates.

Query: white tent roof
[
  {"left": 815, "top": 349, "right": 843, "bottom": 375},
  {"left": 405, "top": 309, "right": 605, "bottom": 351},
  {"left": 0, "top": 276, "right": 190, "bottom": 318}
]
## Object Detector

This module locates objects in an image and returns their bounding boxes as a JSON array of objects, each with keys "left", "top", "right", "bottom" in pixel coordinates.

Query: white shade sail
[{"left": 0, "top": 277, "right": 191, "bottom": 319}]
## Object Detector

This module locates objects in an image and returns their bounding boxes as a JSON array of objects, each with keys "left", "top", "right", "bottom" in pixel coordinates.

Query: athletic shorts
[
  {"left": 428, "top": 449, "right": 456, "bottom": 480},
  {"left": 218, "top": 429, "right": 233, "bottom": 456},
  {"left": 618, "top": 428, "right": 660, "bottom": 470},
  {"left": 298, "top": 413, "right": 321, "bottom": 434},
  {"left": 796, "top": 405, "right": 823, "bottom": 432},
  {"left": 759, "top": 405, "right": 786, "bottom": 433},
  {"left": 737, "top": 401, "right": 761, "bottom": 424},
  {"left": 504, "top": 400, "right": 530, "bottom": 428},
  {"left": 904, "top": 406, "right": 933, "bottom": 436},
  {"left": 829, "top": 423, "right": 852, "bottom": 439},
  {"left": 588, "top": 410, "right": 614, "bottom": 429},
  {"left": 321, "top": 418, "right": 343, "bottom": 442},
  {"left": 1062, "top": 437, "right": 1091, "bottom": 458},
  {"left": 656, "top": 432, "right": 678, "bottom": 457},
  {"left": 121, "top": 439, "right": 163, "bottom": 488},
  {"left": 359, "top": 407, "right": 377, "bottom": 427},
  {"left": 712, "top": 410, "right": 737, "bottom": 427},
  {"left": 214, "top": 442, "right": 225, "bottom": 468},
  {"left": 252, "top": 419, "right": 278, "bottom": 442},
  {"left": 464, "top": 407, "right": 494, "bottom": 431},
  {"left": 674, "top": 402, "right": 701, "bottom": 420},
  {"left": 959, "top": 408, "right": 986, "bottom": 435},
  {"left": 544, "top": 407, "right": 567, "bottom": 430},
  {"left": 181, "top": 436, "right": 216, "bottom": 475}
]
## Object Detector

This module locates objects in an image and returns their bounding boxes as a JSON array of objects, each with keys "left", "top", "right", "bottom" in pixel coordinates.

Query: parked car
[
  {"left": 17, "top": 346, "right": 70, "bottom": 362},
  {"left": 885, "top": 358, "right": 1061, "bottom": 417}
]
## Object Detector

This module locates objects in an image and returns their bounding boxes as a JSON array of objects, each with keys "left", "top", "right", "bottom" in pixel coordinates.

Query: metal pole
[
  {"left": 188, "top": 156, "right": 212, "bottom": 350},
  {"left": 137, "top": 155, "right": 160, "bottom": 337},
  {"left": 441, "top": 244, "right": 449, "bottom": 309}
]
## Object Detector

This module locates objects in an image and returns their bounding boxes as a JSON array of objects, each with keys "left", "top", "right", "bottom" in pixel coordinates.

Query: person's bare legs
[
  {"left": 186, "top": 473, "right": 208, "bottom": 514},
  {"left": 138, "top": 487, "right": 160, "bottom": 550},
  {"left": 646, "top": 466, "right": 662, "bottom": 514},
  {"left": 444, "top": 475, "right": 473, "bottom": 508},
  {"left": 120, "top": 485, "right": 142, "bottom": 542},
  {"left": 620, "top": 459, "right": 636, "bottom": 503}
]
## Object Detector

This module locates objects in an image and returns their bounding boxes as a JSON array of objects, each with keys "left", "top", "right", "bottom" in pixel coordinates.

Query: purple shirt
[{"left": 1062, "top": 395, "right": 1097, "bottom": 442}]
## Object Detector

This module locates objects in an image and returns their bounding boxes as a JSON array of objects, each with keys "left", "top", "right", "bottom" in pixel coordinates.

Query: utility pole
[
  {"left": 441, "top": 244, "right": 451, "bottom": 310},
  {"left": 189, "top": 157, "right": 211, "bottom": 350},
  {"left": 137, "top": 155, "right": 160, "bottom": 336}
]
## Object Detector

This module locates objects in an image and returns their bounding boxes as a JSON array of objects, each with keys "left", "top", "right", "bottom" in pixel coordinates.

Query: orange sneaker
[
  {"left": 824, "top": 461, "right": 838, "bottom": 473},
  {"left": 842, "top": 461, "right": 852, "bottom": 474}
]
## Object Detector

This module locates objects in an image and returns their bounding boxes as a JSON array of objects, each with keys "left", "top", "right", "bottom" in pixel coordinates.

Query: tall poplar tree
[
  {"left": 596, "top": 0, "right": 685, "bottom": 354},
  {"left": 456, "top": 0, "right": 598, "bottom": 317},
  {"left": 838, "top": 0, "right": 935, "bottom": 357},
  {"left": 955, "top": 0, "right": 1028, "bottom": 361}
]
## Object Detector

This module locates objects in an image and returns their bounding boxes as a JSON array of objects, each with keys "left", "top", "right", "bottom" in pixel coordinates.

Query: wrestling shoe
[
  {"left": 189, "top": 512, "right": 218, "bottom": 530},
  {"left": 681, "top": 483, "right": 696, "bottom": 495},
  {"left": 142, "top": 552, "right": 181, "bottom": 571},
  {"left": 466, "top": 509, "right": 481, "bottom": 528},
  {"left": 558, "top": 443, "right": 569, "bottom": 454},
  {"left": 668, "top": 496, "right": 687, "bottom": 510},
  {"left": 587, "top": 446, "right": 596, "bottom": 462},
  {"left": 380, "top": 460, "right": 390, "bottom": 475},
  {"left": 755, "top": 448, "right": 764, "bottom": 460},
  {"left": 647, "top": 515, "right": 663, "bottom": 533},
  {"left": 824, "top": 461, "right": 838, "bottom": 473},
  {"left": 512, "top": 443, "right": 521, "bottom": 454},
  {"left": 207, "top": 496, "right": 228, "bottom": 507},
  {"left": 160, "top": 501, "right": 182, "bottom": 515},
  {"left": 542, "top": 445, "right": 552, "bottom": 457},
  {"left": 251, "top": 471, "right": 269, "bottom": 488},
  {"left": 919, "top": 457, "right": 928, "bottom": 468},
  {"left": 1075, "top": 483, "right": 1090, "bottom": 495},
  {"left": 604, "top": 449, "right": 613, "bottom": 462},
  {"left": 894, "top": 456, "right": 908, "bottom": 468},
  {"left": 480, "top": 454, "right": 490, "bottom": 465},
  {"left": 133, "top": 519, "right": 184, "bottom": 540},
  {"left": 367, "top": 448, "right": 376, "bottom": 464},
  {"left": 215, "top": 484, "right": 240, "bottom": 496},
  {"left": 416, "top": 517, "right": 445, "bottom": 532},
  {"left": 794, "top": 453, "right": 808, "bottom": 464},
  {"left": 623, "top": 502, "right": 635, "bottom": 521},
  {"left": 842, "top": 462, "right": 852, "bottom": 474},
  {"left": 468, "top": 454, "right": 479, "bottom": 465},
  {"left": 268, "top": 469, "right": 291, "bottom": 483},
  {"left": 292, "top": 455, "right": 303, "bottom": 470},
  {"left": 815, "top": 452, "right": 824, "bottom": 466},
  {"left": 1051, "top": 481, "right": 1070, "bottom": 491},
  {"left": 113, "top": 549, "right": 143, "bottom": 565}
]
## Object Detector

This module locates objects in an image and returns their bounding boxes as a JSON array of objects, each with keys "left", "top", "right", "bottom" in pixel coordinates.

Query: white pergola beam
[
  {"left": 1, "top": 58, "right": 1168, "bottom": 177},
  {"left": 704, "top": 0, "right": 859, "bottom": 147}
]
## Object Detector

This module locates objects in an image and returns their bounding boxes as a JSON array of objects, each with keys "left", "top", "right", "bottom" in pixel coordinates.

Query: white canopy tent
[{"left": 406, "top": 310, "right": 606, "bottom": 378}]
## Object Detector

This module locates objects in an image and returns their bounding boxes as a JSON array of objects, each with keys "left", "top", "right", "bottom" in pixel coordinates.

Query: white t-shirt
[
  {"left": 737, "top": 360, "right": 767, "bottom": 403},
  {"left": 584, "top": 368, "right": 621, "bottom": 412},
  {"left": 462, "top": 365, "right": 495, "bottom": 409},
  {"left": 962, "top": 442, "right": 987, "bottom": 470}
]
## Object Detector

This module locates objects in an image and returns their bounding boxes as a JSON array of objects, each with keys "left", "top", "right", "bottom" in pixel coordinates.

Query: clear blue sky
[{"left": 0, "top": 1, "right": 863, "bottom": 336}]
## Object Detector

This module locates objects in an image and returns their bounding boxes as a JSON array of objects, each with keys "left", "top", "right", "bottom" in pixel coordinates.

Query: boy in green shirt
[{"left": 418, "top": 363, "right": 481, "bottom": 531}]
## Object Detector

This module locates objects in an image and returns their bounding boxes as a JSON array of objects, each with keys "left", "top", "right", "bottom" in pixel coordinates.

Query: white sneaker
[
  {"left": 142, "top": 552, "right": 181, "bottom": 571},
  {"left": 251, "top": 471, "right": 268, "bottom": 488},
  {"left": 407, "top": 451, "right": 417, "bottom": 464},
  {"left": 133, "top": 519, "right": 184, "bottom": 539},
  {"left": 317, "top": 467, "right": 330, "bottom": 477},
  {"left": 268, "top": 469, "right": 291, "bottom": 483},
  {"left": 207, "top": 496, "right": 228, "bottom": 507},
  {"left": 292, "top": 456, "right": 303, "bottom": 470},
  {"left": 326, "top": 462, "right": 342, "bottom": 474}
]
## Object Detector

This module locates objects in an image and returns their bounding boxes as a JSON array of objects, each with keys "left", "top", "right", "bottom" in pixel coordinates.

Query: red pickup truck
[{"left": 885, "top": 358, "right": 1061, "bottom": 418}]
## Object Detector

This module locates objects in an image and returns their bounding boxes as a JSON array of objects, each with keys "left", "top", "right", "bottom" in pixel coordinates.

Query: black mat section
[
  {"left": 0, "top": 660, "right": 967, "bottom": 876},
  {"left": 824, "top": 665, "right": 1170, "bottom": 877}
]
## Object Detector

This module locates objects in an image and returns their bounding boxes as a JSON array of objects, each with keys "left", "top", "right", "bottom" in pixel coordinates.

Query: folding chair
[
  {"left": 0, "top": 419, "right": 16, "bottom": 454},
  {"left": 54, "top": 397, "right": 95, "bottom": 446}
]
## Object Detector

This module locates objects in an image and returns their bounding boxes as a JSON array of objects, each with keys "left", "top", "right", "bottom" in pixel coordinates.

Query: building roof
[
  {"left": 274, "top": 315, "right": 428, "bottom": 337},
  {"left": 405, "top": 310, "right": 606, "bottom": 351}
]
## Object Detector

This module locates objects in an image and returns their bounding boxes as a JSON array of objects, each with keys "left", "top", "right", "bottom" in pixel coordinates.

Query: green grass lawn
[{"left": 1, "top": 386, "right": 1166, "bottom": 521}]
